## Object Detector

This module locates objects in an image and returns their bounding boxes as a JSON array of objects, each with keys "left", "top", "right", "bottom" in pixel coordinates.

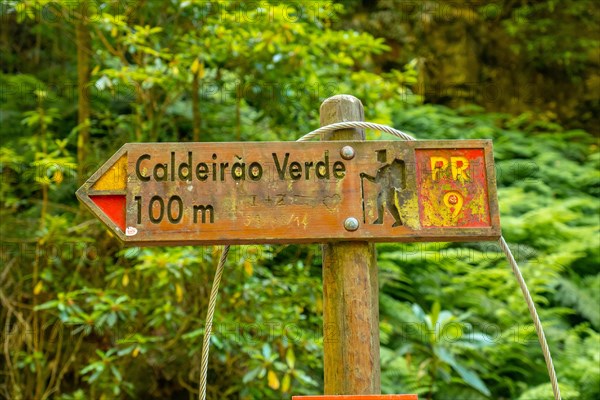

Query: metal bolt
[
  {"left": 344, "top": 217, "right": 359, "bottom": 231},
  {"left": 340, "top": 146, "right": 355, "bottom": 160}
]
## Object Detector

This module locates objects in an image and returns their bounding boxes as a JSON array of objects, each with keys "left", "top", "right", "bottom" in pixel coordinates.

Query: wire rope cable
[
  {"left": 198, "top": 121, "right": 560, "bottom": 400},
  {"left": 499, "top": 236, "right": 561, "bottom": 400},
  {"left": 198, "top": 245, "right": 229, "bottom": 400},
  {"left": 298, "top": 121, "right": 416, "bottom": 142}
]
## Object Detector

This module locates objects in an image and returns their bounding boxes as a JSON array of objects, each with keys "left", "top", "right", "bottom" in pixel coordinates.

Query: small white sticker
[{"left": 125, "top": 227, "right": 138, "bottom": 236}]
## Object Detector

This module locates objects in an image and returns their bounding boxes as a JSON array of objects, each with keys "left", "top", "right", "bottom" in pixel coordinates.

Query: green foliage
[
  {"left": 518, "top": 383, "right": 581, "bottom": 400},
  {"left": 385, "top": 104, "right": 598, "bottom": 398},
  {"left": 1, "top": 0, "right": 598, "bottom": 399},
  {"left": 503, "top": 0, "right": 600, "bottom": 76},
  {"left": 380, "top": 300, "right": 492, "bottom": 397},
  {"left": 553, "top": 275, "right": 600, "bottom": 329}
]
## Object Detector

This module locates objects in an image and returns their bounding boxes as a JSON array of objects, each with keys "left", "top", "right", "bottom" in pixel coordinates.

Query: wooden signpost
[
  {"left": 76, "top": 141, "right": 499, "bottom": 245},
  {"left": 318, "top": 95, "right": 381, "bottom": 395},
  {"left": 77, "top": 95, "right": 500, "bottom": 398}
]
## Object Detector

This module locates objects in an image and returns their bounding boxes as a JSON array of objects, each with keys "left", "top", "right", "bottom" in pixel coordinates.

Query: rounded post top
[
  {"left": 320, "top": 94, "right": 364, "bottom": 109},
  {"left": 319, "top": 94, "right": 365, "bottom": 140}
]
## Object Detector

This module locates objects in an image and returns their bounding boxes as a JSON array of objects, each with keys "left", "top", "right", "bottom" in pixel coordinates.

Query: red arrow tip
[{"left": 90, "top": 195, "right": 126, "bottom": 231}]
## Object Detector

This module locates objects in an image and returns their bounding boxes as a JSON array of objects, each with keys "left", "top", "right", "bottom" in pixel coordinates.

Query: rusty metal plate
[{"left": 76, "top": 140, "right": 500, "bottom": 246}]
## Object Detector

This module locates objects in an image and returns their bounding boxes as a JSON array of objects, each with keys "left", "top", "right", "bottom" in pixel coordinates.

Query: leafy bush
[{"left": 1, "top": 1, "right": 598, "bottom": 399}]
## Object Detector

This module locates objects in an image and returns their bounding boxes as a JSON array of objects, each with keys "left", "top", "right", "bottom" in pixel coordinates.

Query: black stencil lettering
[
  {"left": 249, "top": 162, "right": 263, "bottom": 181},
  {"left": 167, "top": 195, "right": 183, "bottom": 223},
  {"left": 220, "top": 162, "right": 229, "bottom": 181},
  {"left": 153, "top": 164, "right": 168, "bottom": 181},
  {"left": 193, "top": 204, "right": 214, "bottom": 224},
  {"left": 289, "top": 162, "right": 302, "bottom": 180},
  {"left": 135, "top": 154, "right": 151, "bottom": 181},
  {"left": 149, "top": 195, "right": 164, "bottom": 223},
  {"left": 196, "top": 163, "right": 209, "bottom": 181},
  {"left": 272, "top": 153, "right": 289, "bottom": 179},
  {"left": 333, "top": 161, "right": 346, "bottom": 178}
]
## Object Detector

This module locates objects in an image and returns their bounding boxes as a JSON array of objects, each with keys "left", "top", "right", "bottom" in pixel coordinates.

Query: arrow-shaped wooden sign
[{"left": 76, "top": 140, "right": 500, "bottom": 246}]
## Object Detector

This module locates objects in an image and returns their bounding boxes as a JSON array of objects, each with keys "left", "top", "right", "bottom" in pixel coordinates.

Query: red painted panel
[
  {"left": 90, "top": 195, "right": 126, "bottom": 231},
  {"left": 292, "top": 396, "right": 418, "bottom": 400},
  {"left": 415, "top": 148, "right": 491, "bottom": 228}
]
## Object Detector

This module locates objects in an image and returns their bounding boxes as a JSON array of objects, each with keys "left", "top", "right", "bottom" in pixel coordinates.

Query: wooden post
[{"left": 320, "top": 95, "right": 380, "bottom": 394}]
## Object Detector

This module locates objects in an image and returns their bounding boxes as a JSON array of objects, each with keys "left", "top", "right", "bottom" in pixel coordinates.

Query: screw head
[
  {"left": 344, "top": 217, "right": 359, "bottom": 231},
  {"left": 340, "top": 146, "right": 355, "bottom": 160}
]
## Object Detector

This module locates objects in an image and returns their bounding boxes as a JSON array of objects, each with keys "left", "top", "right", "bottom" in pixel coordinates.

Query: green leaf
[
  {"left": 243, "top": 367, "right": 262, "bottom": 383},
  {"left": 431, "top": 301, "right": 441, "bottom": 326},
  {"left": 88, "top": 369, "right": 103, "bottom": 383},
  {"left": 34, "top": 300, "right": 59, "bottom": 311},
  {"left": 294, "top": 370, "right": 318, "bottom": 386},
  {"left": 111, "top": 365, "right": 122, "bottom": 382},
  {"left": 281, "top": 373, "right": 291, "bottom": 392},
  {"left": 286, "top": 347, "right": 295, "bottom": 369},
  {"left": 437, "top": 347, "right": 490, "bottom": 396},
  {"left": 262, "top": 343, "right": 271, "bottom": 359},
  {"left": 79, "top": 364, "right": 96, "bottom": 375}
]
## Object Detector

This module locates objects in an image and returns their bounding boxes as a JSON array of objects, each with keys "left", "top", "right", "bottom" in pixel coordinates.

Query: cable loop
[{"left": 299, "top": 121, "right": 416, "bottom": 142}]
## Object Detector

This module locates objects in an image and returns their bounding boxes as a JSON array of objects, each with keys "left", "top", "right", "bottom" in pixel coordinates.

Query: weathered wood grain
[
  {"left": 320, "top": 94, "right": 380, "bottom": 394},
  {"left": 76, "top": 139, "right": 500, "bottom": 246}
]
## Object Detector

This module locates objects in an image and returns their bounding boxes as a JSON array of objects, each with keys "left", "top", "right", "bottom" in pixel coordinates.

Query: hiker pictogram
[{"left": 360, "top": 149, "right": 406, "bottom": 227}]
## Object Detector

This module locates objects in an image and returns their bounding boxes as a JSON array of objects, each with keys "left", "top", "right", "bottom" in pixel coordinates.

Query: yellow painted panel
[{"left": 92, "top": 153, "right": 127, "bottom": 191}]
